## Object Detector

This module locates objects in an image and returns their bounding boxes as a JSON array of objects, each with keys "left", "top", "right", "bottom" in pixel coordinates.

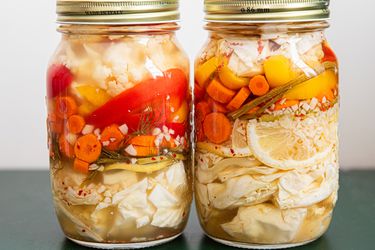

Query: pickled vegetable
[
  {"left": 194, "top": 27, "right": 339, "bottom": 246},
  {"left": 47, "top": 33, "right": 192, "bottom": 244}
]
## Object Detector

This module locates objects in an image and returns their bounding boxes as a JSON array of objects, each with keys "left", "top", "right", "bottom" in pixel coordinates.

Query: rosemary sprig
[
  {"left": 51, "top": 134, "right": 61, "bottom": 162},
  {"left": 96, "top": 148, "right": 130, "bottom": 165},
  {"left": 241, "top": 91, "right": 285, "bottom": 120},
  {"left": 133, "top": 106, "right": 161, "bottom": 136},
  {"left": 228, "top": 62, "right": 336, "bottom": 120},
  {"left": 80, "top": 170, "right": 99, "bottom": 188}
]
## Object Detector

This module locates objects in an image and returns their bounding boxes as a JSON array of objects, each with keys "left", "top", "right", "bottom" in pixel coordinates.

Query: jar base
[
  {"left": 207, "top": 235, "right": 317, "bottom": 249},
  {"left": 67, "top": 233, "right": 181, "bottom": 249}
]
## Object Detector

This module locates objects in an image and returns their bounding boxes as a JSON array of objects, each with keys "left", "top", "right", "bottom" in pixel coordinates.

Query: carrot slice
[
  {"left": 203, "top": 112, "right": 232, "bottom": 144},
  {"left": 73, "top": 158, "right": 89, "bottom": 174},
  {"left": 226, "top": 87, "right": 251, "bottom": 111},
  {"left": 273, "top": 99, "right": 300, "bottom": 111},
  {"left": 126, "top": 135, "right": 159, "bottom": 157},
  {"left": 206, "top": 78, "right": 236, "bottom": 104},
  {"left": 67, "top": 115, "right": 86, "bottom": 134},
  {"left": 131, "top": 145, "right": 159, "bottom": 157},
  {"left": 55, "top": 96, "right": 78, "bottom": 119},
  {"left": 100, "top": 124, "right": 125, "bottom": 151},
  {"left": 249, "top": 75, "right": 270, "bottom": 96},
  {"left": 59, "top": 134, "right": 74, "bottom": 158},
  {"left": 100, "top": 124, "right": 124, "bottom": 151},
  {"left": 195, "top": 101, "right": 211, "bottom": 142},
  {"left": 74, "top": 134, "right": 102, "bottom": 163},
  {"left": 207, "top": 97, "right": 228, "bottom": 113},
  {"left": 47, "top": 113, "right": 64, "bottom": 134},
  {"left": 129, "top": 135, "right": 156, "bottom": 147}
]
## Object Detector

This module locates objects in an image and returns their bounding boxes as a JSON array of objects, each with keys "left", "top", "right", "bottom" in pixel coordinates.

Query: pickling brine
[
  {"left": 46, "top": 1, "right": 192, "bottom": 248},
  {"left": 194, "top": 4, "right": 339, "bottom": 247}
]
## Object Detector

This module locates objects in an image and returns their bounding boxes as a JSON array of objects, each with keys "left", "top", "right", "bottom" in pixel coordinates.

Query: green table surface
[{"left": 0, "top": 170, "right": 374, "bottom": 250}]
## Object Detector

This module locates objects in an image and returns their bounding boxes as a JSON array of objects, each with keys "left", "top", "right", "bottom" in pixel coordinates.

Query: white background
[{"left": 0, "top": 1, "right": 374, "bottom": 170}]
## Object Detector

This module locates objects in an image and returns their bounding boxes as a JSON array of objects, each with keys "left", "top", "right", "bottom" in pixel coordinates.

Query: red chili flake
[
  {"left": 172, "top": 154, "right": 176, "bottom": 158},
  {"left": 230, "top": 149, "right": 235, "bottom": 154},
  {"left": 257, "top": 40, "right": 264, "bottom": 54},
  {"left": 151, "top": 157, "right": 156, "bottom": 161},
  {"left": 82, "top": 229, "right": 86, "bottom": 233},
  {"left": 84, "top": 193, "right": 87, "bottom": 197},
  {"left": 160, "top": 157, "right": 164, "bottom": 160},
  {"left": 215, "top": 146, "right": 218, "bottom": 149},
  {"left": 78, "top": 190, "right": 83, "bottom": 196}
]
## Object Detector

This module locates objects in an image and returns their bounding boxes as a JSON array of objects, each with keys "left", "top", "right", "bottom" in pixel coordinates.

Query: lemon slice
[
  {"left": 247, "top": 108, "right": 337, "bottom": 170},
  {"left": 197, "top": 142, "right": 252, "bottom": 158}
]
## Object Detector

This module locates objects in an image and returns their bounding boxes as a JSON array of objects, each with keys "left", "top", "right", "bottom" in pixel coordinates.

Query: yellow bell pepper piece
[
  {"left": 264, "top": 55, "right": 297, "bottom": 88},
  {"left": 218, "top": 65, "right": 249, "bottom": 90},
  {"left": 195, "top": 57, "right": 218, "bottom": 87},
  {"left": 284, "top": 70, "right": 338, "bottom": 100},
  {"left": 168, "top": 101, "right": 189, "bottom": 123},
  {"left": 78, "top": 102, "right": 96, "bottom": 116},
  {"left": 76, "top": 85, "right": 111, "bottom": 107}
]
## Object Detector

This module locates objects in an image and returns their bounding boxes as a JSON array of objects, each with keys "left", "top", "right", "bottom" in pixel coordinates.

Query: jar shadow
[
  {"left": 60, "top": 235, "right": 189, "bottom": 250},
  {"left": 198, "top": 235, "right": 332, "bottom": 250}
]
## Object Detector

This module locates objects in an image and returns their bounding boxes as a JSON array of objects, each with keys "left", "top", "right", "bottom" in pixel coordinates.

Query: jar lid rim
[
  {"left": 56, "top": 0, "right": 180, "bottom": 24},
  {"left": 204, "top": 0, "right": 330, "bottom": 22}
]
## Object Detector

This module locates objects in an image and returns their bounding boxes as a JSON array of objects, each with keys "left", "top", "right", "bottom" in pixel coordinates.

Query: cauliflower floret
[
  {"left": 146, "top": 34, "right": 189, "bottom": 74},
  {"left": 104, "top": 40, "right": 151, "bottom": 89}
]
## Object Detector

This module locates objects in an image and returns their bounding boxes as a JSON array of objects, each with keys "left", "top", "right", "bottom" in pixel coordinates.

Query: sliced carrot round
[
  {"left": 55, "top": 96, "right": 78, "bottom": 119},
  {"left": 100, "top": 124, "right": 125, "bottom": 151},
  {"left": 226, "top": 87, "right": 251, "bottom": 111},
  {"left": 249, "top": 75, "right": 270, "bottom": 96},
  {"left": 206, "top": 78, "right": 236, "bottom": 104},
  {"left": 67, "top": 115, "right": 86, "bottom": 134},
  {"left": 59, "top": 134, "right": 74, "bottom": 158},
  {"left": 48, "top": 113, "right": 64, "bottom": 134},
  {"left": 208, "top": 97, "right": 228, "bottom": 113},
  {"left": 203, "top": 112, "right": 232, "bottom": 144},
  {"left": 73, "top": 158, "right": 89, "bottom": 174},
  {"left": 74, "top": 134, "right": 102, "bottom": 163},
  {"left": 195, "top": 101, "right": 211, "bottom": 142}
]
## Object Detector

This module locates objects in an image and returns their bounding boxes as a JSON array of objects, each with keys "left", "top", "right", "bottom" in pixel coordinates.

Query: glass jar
[
  {"left": 46, "top": 1, "right": 192, "bottom": 248},
  {"left": 194, "top": 0, "right": 339, "bottom": 248}
]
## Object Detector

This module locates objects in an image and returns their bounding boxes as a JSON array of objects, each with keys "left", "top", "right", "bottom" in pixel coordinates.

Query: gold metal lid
[
  {"left": 57, "top": 0, "right": 180, "bottom": 24},
  {"left": 204, "top": 0, "right": 330, "bottom": 23}
]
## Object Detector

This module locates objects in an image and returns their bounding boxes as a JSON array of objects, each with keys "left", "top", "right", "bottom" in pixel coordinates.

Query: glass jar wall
[
  {"left": 194, "top": 20, "right": 339, "bottom": 248},
  {"left": 46, "top": 20, "right": 192, "bottom": 249}
]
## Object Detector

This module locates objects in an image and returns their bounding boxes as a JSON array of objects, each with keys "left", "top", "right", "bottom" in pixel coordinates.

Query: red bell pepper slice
[
  {"left": 322, "top": 42, "right": 337, "bottom": 62},
  {"left": 47, "top": 64, "right": 73, "bottom": 98},
  {"left": 163, "top": 122, "right": 187, "bottom": 137},
  {"left": 86, "top": 68, "right": 188, "bottom": 129}
]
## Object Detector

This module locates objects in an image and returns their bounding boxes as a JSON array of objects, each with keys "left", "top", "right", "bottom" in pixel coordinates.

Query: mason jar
[
  {"left": 46, "top": 1, "right": 192, "bottom": 248},
  {"left": 194, "top": 0, "right": 339, "bottom": 248}
]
